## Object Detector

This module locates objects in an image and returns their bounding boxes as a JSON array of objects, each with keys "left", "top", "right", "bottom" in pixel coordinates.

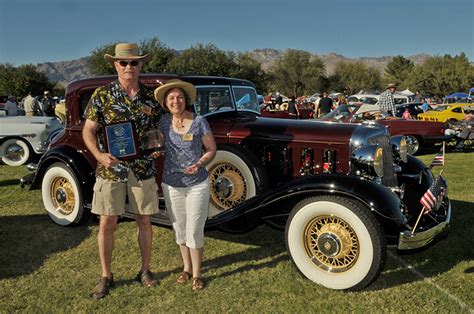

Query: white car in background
[
  {"left": 348, "top": 93, "right": 410, "bottom": 105},
  {"left": 0, "top": 116, "right": 63, "bottom": 166}
]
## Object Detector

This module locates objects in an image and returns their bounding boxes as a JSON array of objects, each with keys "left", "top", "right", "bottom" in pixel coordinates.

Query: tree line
[{"left": 1, "top": 36, "right": 472, "bottom": 99}]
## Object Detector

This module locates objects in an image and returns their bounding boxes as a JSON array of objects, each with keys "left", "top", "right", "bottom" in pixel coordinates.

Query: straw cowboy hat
[
  {"left": 386, "top": 83, "right": 397, "bottom": 89},
  {"left": 154, "top": 79, "right": 196, "bottom": 107},
  {"left": 104, "top": 43, "right": 150, "bottom": 64}
]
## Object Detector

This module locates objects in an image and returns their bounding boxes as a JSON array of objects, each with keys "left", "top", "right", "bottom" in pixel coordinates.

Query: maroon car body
[
  {"left": 22, "top": 74, "right": 451, "bottom": 292},
  {"left": 320, "top": 103, "right": 449, "bottom": 154}
]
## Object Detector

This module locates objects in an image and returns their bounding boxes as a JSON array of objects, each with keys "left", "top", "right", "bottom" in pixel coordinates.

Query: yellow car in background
[
  {"left": 418, "top": 103, "right": 472, "bottom": 122},
  {"left": 54, "top": 100, "right": 66, "bottom": 123}
]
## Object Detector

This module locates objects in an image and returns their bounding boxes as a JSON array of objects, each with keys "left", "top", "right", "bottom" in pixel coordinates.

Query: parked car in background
[
  {"left": 321, "top": 103, "right": 448, "bottom": 154},
  {"left": 54, "top": 99, "right": 66, "bottom": 123},
  {"left": 394, "top": 102, "right": 433, "bottom": 119},
  {"left": 261, "top": 102, "right": 314, "bottom": 119},
  {"left": 0, "top": 116, "right": 63, "bottom": 166},
  {"left": 417, "top": 103, "right": 473, "bottom": 122},
  {"left": 348, "top": 93, "right": 410, "bottom": 105},
  {"left": 21, "top": 74, "right": 450, "bottom": 292},
  {"left": 0, "top": 95, "right": 8, "bottom": 111}
]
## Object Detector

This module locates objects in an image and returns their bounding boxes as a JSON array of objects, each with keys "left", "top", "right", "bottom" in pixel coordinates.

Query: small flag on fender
[
  {"left": 420, "top": 176, "right": 447, "bottom": 213},
  {"left": 429, "top": 142, "right": 445, "bottom": 169}
]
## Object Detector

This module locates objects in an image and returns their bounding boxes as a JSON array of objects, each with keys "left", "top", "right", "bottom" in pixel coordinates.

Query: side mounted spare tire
[
  {"left": 285, "top": 195, "right": 386, "bottom": 291},
  {"left": 41, "top": 162, "right": 88, "bottom": 226},
  {"left": 206, "top": 145, "right": 268, "bottom": 218}
]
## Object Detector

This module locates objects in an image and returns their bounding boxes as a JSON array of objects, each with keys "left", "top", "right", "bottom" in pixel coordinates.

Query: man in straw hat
[
  {"left": 83, "top": 43, "right": 162, "bottom": 299},
  {"left": 378, "top": 83, "right": 397, "bottom": 117}
]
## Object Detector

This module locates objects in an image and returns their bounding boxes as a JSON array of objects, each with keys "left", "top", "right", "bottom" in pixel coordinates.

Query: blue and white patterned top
[{"left": 158, "top": 113, "right": 211, "bottom": 187}]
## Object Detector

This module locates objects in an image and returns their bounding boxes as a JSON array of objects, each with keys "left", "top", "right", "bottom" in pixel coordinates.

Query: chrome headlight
[
  {"left": 391, "top": 135, "right": 408, "bottom": 163},
  {"left": 351, "top": 145, "right": 384, "bottom": 177}
]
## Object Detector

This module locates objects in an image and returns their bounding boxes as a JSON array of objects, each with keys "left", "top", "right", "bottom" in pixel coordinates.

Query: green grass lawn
[{"left": 0, "top": 152, "right": 473, "bottom": 312}]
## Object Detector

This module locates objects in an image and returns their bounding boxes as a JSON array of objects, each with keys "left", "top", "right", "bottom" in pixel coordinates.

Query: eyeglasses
[{"left": 118, "top": 60, "right": 140, "bottom": 67}]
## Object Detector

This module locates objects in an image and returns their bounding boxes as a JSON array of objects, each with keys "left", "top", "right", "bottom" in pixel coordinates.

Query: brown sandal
[
  {"left": 176, "top": 271, "right": 191, "bottom": 284},
  {"left": 192, "top": 277, "right": 205, "bottom": 291}
]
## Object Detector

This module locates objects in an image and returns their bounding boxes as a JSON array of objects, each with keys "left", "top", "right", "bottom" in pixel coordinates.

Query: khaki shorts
[{"left": 91, "top": 172, "right": 159, "bottom": 216}]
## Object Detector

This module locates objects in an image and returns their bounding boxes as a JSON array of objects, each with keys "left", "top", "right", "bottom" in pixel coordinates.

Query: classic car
[
  {"left": 418, "top": 103, "right": 473, "bottom": 122},
  {"left": 260, "top": 102, "right": 314, "bottom": 119},
  {"left": 394, "top": 102, "right": 433, "bottom": 119},
  {"left": 321, "top": 103, "right": 448, "bottom": 154},
  {"left": 54, "top": 99, "right": 66, "bottom": 123},
  {"left": 0, "top": 116, "right": 63, "bottom": 166},
  {"left": 0, "top": 95, "right": 7, "bottom": 111},
  {"left": 21, "top": 74, "right": 451, "bottom": 292},
  {"left": 348, "top": 93, "right": 410, "bottom": 105}
]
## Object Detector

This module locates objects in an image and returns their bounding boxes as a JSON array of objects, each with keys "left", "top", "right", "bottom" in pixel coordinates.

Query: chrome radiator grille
[{"left": 369, "top": 136, "right": 398, "bottom": 187}]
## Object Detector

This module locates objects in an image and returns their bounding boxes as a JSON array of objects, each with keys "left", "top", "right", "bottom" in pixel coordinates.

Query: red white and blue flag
[
  {"left": 420, "top": 176, "right": 447, "bottom": 213},
  {"left": 429, "top": 142, "right": 445, "bottom": 169}
]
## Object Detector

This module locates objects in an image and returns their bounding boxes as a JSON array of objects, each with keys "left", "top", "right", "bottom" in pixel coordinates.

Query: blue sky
[{"left": 0, "top": 0, "right": 472, "bottom": 66}]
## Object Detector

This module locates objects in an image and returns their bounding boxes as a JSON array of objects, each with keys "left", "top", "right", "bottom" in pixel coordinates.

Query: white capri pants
[{"left": 161, "top": 178, "right": 210, "bottom": 249}]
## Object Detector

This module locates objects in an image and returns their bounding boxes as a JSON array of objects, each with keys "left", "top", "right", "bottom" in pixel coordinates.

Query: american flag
[
  {"left": 429, "top": 143, "right": 445, "bottom": 169},
  {"left": 420, "top": 176, "right": 447, "bottom": 213}
]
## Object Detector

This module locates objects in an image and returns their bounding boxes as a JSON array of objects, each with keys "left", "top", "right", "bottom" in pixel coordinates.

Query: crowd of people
[{"left": 3, "top": 91, "right": 58, "bottom": 117}]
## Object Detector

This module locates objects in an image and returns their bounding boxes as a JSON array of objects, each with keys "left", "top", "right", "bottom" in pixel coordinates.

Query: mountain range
[{"left": 36, "top": 49, "right": 432, "bottom": 87}]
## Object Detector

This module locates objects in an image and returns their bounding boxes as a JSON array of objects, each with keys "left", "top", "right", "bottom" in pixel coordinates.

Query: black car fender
[
  {"left": 30, "top": 144, "right": 95, "bottom": 206},
  {"left": 207, "top": 173, "right": 407, "bottom": 231}
]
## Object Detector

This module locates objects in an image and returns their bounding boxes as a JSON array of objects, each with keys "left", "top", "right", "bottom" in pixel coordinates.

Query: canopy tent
[
  {"left": 399, "top": 89, "right": 415, "bottom": 97},
  {"left": 445, "top": 92, "right": 469, "bottom": 99}
]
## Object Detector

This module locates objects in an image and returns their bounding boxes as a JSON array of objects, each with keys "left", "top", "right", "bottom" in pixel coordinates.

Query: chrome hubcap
[
  {"left": 6, "top": 144, "right": 24, "bottom": 161},
  {"left": 318, "top": 233, "right": 341, "bottom": 257}
]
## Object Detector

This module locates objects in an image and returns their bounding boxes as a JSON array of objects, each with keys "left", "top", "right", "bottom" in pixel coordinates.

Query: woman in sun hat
[{"left": 155, "top": 79, "right": 216, "bottom": 291}]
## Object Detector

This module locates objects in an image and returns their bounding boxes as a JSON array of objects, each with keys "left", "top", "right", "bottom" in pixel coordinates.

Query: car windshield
[
  {"left": 321, "top": 104, "right": 356, "bottom": 120},
  {"left": 432, "top": 105, "right": 449, "bottom": 111},
  {"left": 360, "top": 97, "right": 378, "bottom": 105},
  {"left": 193, "top": 85, "right": 259, "bottom": 116}
]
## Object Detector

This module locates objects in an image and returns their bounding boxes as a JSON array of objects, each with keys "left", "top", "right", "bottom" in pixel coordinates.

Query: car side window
[
  {"left": 233, "top": 86, "right": 259, "bottom": 112},
  {"left": 193, "top": 86, "right": 234, "bottom": 115},
  {"left": 452, "top": 107, "right": 462, "bottom": 113},
  {"left": 79, "top": 90, "right": 94, "bottom": 121}
]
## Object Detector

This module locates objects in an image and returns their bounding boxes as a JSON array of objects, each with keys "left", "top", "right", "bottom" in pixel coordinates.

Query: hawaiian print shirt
[{"left": 84, "top": 80, "right": 162, "bottom": 182}]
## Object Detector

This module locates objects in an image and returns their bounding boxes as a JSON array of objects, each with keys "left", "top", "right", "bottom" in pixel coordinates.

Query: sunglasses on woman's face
[{"left": 118, "top": 60, "right": 140, "bottom": 67}]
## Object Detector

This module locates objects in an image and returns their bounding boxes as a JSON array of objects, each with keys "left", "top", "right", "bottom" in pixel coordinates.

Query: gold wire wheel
[
  {"left": 304, "top": 215, "right": 359, "bottom": 273},
  {"left": 50, "top": 176, "right": 76, "bottom": 215},
  {"left": 209, "top": 163, "right": 247, "bottom": 210}
]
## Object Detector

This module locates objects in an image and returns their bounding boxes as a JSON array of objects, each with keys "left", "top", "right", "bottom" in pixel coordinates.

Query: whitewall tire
[
  {"left": 285, "top": 195, "right": 386, "bottom": 291},
  {"left": 206, "top": 146, "right": 267, "bottom": 217},
  {"left": 0, "top": 139, "right": 31, "bottom": 166},
  {"left": 41, "top": 162, "right": 85, "bottom": 226}
]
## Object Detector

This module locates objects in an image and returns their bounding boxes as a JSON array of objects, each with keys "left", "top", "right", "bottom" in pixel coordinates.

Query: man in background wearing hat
[
  {"left": 82, "top": 43, "right": 162, "bottom": 299},
  {"left": 378, "top": 83, "right": 397, "bottom": 116},
  {"left": 23, "top": 91, "right": 42, "bottom": 116},
  {"left": 5, "top": 95, "right": 19, "bottom": 116},
  {"left": 41, "top": 91, "right": 56, "bottom": 117}
]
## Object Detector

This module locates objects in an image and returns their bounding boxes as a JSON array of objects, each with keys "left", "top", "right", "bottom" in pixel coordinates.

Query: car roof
[{"left": 66, "top": 74, "right": 256, "bottom": 94}]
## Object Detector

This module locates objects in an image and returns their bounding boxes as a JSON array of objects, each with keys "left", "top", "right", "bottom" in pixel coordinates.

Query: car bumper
[{"left": 397, "top": 199, "right": 451, "bottom": 250}]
